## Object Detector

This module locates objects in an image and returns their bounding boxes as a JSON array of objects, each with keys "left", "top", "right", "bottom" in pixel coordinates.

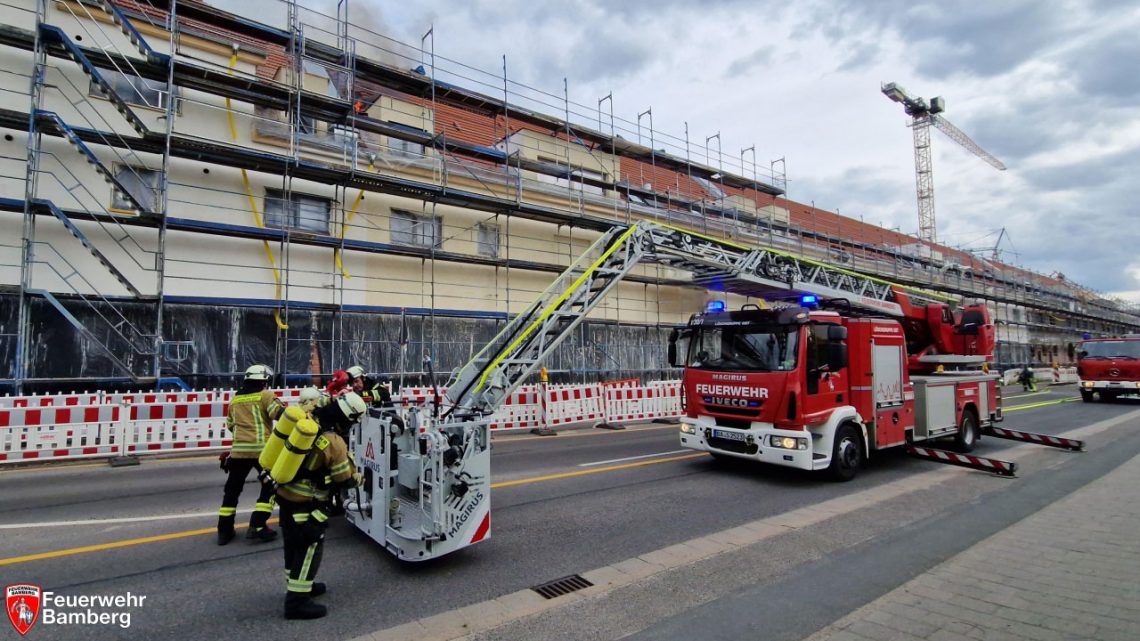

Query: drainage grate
[{"left": 531, "top": 574, "right": 594, "bottom": 599}]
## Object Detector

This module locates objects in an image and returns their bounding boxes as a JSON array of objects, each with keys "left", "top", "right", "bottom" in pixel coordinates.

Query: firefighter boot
[
  {"left": 246, "top": 526, "right": 279, "bottom": 542},
  {"left": 310, "top": 582, "right": 326, "bottom": 597},
  {"left": 284, "top": 593, "right": 327, "bottom": 620},
  {"left": 217, "top": 512, "right": 236, "bottom": 546}
]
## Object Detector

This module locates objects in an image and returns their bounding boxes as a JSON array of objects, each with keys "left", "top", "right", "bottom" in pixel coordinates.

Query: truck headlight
[
  {"left": 1081, "top": 381, "right": 1094, "bottom": 388},
  {"left": 680, "top": 423, "right": 695, "bottom": 434},
  {"left": 769, "top": 436, "right": 807, "bottom": 450}
]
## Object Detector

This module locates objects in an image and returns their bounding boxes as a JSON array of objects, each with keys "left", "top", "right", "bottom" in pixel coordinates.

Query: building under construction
[{"left": 1, "top": 0, "right": 1137, "bottom": 393}]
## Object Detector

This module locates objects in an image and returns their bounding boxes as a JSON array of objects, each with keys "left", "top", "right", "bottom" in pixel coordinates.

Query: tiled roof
[
  {"left": 619, "top": 157, "right": 711, "bottom": 201},
  {"left": 113, "top": 0, "right": 287, "bottom": 80}
]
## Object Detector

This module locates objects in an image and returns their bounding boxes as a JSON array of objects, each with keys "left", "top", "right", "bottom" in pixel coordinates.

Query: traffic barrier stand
[
  {"left": 530, "top": 375, "right": 556, "bottom": 436},
  {"left": 109, "top": 401, "right": 139, "bottom": 467},
  {"left": 983, "top": 426, "right": 1084, "bottom": 452},
  {"left": 906, "top": 446, "right": 1017, "bottom": 477}
]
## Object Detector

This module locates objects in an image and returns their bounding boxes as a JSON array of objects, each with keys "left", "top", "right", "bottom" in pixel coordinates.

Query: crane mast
[{"left": 882, "top": 83, "right": 1006, "bottom": 244}]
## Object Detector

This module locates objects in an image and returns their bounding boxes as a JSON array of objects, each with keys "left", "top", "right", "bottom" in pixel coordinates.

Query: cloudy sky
[{"left": 220, "top": 0, "right": 1140, "bottom": 301}]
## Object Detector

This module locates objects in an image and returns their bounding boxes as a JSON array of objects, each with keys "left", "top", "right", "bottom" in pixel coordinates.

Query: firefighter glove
[{"left": 218, "top": 451, "right": 230, "bottom": 472}]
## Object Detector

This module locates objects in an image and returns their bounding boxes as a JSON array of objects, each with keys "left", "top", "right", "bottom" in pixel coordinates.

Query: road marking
[
  {"left": 491, "top": 453, "right": 706, "bottom": 488},
  {"left": 1003, "top": 390, "right": 1051, "bottom": 399},
  {"left": 0, "top": 509, "right": 252, "bottom": 529},
  {"left": 1004, "top": 398, "right": 1079, "bottom": 412},
  {"left": 578, "top": 450, "right": 690, "bottom": 467},
  {"left": 0, "top": 453, "right": 706, "bottom": 565},
  {"left": 0, "top": 518, "right": 277, "bottom": 567},
  {"left": 494, "top": 424, "right": 674, "bottom": 443}
]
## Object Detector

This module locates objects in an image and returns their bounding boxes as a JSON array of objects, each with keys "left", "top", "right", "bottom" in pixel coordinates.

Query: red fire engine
[
  {"left": 1076, "top": 336, "right": 1140, "bottom": 402},
  {"left": 674, "top": 292, "right": 1001, "bottom": 480}
]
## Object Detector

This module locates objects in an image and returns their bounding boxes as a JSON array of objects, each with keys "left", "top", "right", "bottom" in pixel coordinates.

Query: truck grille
[{"left": 702, "top": 404, "right": 762, "bottom": 419}]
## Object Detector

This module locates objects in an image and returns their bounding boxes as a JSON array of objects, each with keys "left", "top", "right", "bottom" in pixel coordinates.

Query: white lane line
[
  {"left": 0, "top": 509, "right": 250, "bottom": 529},
  {"left": 578, "top": 450, "right": 690, "bottom": 467}
]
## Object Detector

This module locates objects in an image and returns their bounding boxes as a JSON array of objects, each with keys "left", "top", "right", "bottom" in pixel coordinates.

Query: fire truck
[
  {"left": 672, "top": 296, "right": 1001, "bottom": 481},
  {"left": 1076, "top": 336, "right": 1140, "bottom": 402},
  {"left": 345, "top": 220, "right": 1022, "bottom": 560}
]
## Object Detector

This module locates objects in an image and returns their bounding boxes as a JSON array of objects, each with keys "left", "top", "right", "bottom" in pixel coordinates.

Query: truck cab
[
  {"left": 674, "top": 301, "right": 999, "bottom": 480},
  {"left": 1076, "top": 337, "right": 1140, "bottom": 402},
  {"left": 672, "top": 304, "right": 877, "bottom": 480}
]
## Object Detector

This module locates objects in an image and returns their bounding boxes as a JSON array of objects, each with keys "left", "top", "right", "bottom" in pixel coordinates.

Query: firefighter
[
  {"left": 277, "top": 392, "right": 366, "bottom": 620},
  {"left": 346, "top": 365, "right": 393, "bottom": 408},
  {"left": 1018, "top": 364, "right": 1037, "bottom": 392},
  {"left": 218, "top": 364, "right": 285, "bottom": 545}
]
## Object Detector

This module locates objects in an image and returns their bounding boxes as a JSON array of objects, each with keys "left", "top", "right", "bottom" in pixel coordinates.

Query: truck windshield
[
  {"left": 1080, "top": 341, "right": 1140, "bottom": 359},
  {"left": 686, "top": 326, "right": 798, "bottom": 372}
]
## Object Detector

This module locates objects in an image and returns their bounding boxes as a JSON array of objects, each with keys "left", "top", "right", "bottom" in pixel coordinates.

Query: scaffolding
[{"left": 0, "top": 0, "right": 1136, "bottom": 392}]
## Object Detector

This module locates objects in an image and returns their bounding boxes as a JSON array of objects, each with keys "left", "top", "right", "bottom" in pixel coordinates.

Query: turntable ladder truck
[{"left": 345, "top": 220, "right": 1075, "bottom": 561}]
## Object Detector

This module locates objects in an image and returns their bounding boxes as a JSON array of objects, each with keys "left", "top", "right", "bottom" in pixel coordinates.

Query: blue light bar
[
  {"left": 800, "top": 294, "right": 819, "bottom": 306},
  {"left": 706, "top": 300, "right": 726, "bottom": 313}
]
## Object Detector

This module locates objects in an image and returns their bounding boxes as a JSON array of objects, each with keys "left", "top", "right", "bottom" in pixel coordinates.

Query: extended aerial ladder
[{"left": 346, "top": 219, "right": 975, "bottom": 560}]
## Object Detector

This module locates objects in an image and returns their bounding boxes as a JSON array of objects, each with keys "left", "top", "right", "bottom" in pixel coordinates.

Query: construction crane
[{"left": 881, "top": 83, "right": 1006, "bottom": 244}]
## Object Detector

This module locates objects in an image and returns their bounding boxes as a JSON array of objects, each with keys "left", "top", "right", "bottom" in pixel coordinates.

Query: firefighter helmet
[
  {"left": 244, "top": 364, "right": 273, "bottom": 381},
  {"left": 346, "top": 365, "right": 366, "bottom": 380},
  {"left": 338, "top": 392, "right": 367, "bottom": 422}
]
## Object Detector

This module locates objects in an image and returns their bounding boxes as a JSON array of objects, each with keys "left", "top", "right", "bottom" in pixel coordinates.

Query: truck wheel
[
  {"left": 1080, "top": 390, "right": 1094, "bottom": 403},
  {"left": 827, "top": 423, "right": 863, "bottom": 482},
  {"left": 953, "top": 409, "right": 979, "bottom": 453}
]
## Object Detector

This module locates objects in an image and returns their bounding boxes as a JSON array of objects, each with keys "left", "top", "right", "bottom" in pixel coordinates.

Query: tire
[
  {"left": 827, "top": 423, "right": 863, "bottom": 482},
  {"left": 1080, "top": 390, "right": 1094, "bottom": 403},
  {"left": 953, "top": 409, "right": 979, "bottom": 453}
]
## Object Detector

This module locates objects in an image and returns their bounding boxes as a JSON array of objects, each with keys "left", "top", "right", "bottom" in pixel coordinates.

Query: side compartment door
[{"left": 871, "top": 338, "right": 910, "bottom": 447}]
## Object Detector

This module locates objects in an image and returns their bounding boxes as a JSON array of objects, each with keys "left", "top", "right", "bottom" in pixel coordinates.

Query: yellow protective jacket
[
  {"left": 226, "top": 389, "right": 286, "bottom": 459},
  {"left": 276, "top": 431, "right": 356, "bottom": 503}
]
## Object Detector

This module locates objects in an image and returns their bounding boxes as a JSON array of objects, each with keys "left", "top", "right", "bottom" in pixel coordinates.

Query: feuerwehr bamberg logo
[{"left": 6, "top": 585, "right": 41, "bottom": 637}]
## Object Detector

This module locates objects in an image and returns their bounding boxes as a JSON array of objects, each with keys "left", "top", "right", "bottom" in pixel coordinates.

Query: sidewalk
[{"left": 805, "top": 452, "right": 1140, "bottom": 641}]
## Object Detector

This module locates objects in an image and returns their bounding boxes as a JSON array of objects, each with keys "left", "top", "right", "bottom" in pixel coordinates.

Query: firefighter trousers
[
  {"left": 280, "top": 499, "right": 328, "bottom": 595},
  {"left": 218, "top": 457, "right": 275, "bottom": 533}
]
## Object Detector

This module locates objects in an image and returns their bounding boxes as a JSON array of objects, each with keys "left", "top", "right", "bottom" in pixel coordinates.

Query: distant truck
[{"left": 1076, "top": 337, "right": 1140, "bottom": 402}]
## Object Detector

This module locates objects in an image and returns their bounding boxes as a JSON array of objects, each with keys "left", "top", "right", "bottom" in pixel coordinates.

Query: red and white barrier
[
  {"left": 0, "top": 403, "right": 124, "bottom": 463},
  {"left": 1, "top": 380, "right": 686, "bottom": 465},
  {"left": 545, "top": 384, "right": 607, "bottom": 426}
]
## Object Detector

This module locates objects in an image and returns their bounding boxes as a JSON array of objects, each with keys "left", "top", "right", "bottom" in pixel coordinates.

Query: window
[
  {"left": 110, "top": 165, "right": 161, "bottom": 213},
  {"left": 388, "top": 137, "right": 425, "bottom": 159},
  {"left": 536, "top": 157, "right": 606, "bottom": 196},
  {"left": 264, "top": 190, "right": 330, "bottom": 233},
  {"left": 477, "top": 223, "right": 500, "bottom": 257},
  {"left": 391, "top": 210, "right": 442, "bottom": 249},
  {"left": 91, "top": 70, "right": 175, "bottom": 110}
]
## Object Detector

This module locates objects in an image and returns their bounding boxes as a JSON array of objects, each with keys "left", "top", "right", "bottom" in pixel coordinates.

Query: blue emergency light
[
  {"left": 800, "top": 294, "right": 819, "bottom": 307},
  {"left": 706, "top": 300, "right": 726, "bottom": 313}
]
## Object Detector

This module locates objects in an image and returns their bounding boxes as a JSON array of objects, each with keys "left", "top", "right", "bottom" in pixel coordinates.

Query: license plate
[{"left": 713, "top": 429, "right": 746, "bottom": 442}]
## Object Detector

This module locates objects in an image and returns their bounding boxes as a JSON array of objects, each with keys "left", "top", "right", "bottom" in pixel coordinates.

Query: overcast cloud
[{"left": 219, "top": 0, "right": 1140, "bottom": 301}]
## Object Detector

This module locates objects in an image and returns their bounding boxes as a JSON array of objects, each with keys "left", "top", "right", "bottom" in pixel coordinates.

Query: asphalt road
[{"left": 0, "top": 386, "right": 1135, "bottom": 640}]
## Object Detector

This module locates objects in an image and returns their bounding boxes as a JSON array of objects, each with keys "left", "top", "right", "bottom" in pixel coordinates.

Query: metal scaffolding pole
[{"left": 14, "top": 0, "right": 49, "bottom": 393}]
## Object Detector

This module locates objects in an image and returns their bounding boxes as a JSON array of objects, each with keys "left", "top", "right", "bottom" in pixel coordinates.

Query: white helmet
[
  {"left": 244, "top": 364, "right": 273, "bottom": 381},
  {"left": 298, "top": 386, "right": 322, "bottom": 410},
  {"left": 345, "top": 365, "right": 366, "bottom": 380},
  {"left": 337, "top": 392, "right": 368, "bottom": 422}
]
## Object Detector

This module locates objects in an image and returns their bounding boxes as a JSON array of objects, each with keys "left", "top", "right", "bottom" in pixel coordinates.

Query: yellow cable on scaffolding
[
  {"left": 334, "top": 161, "right": 374, "bottom": 279},
  {"left": 225, "top": 52, "right": 287, "bottom": 329}
]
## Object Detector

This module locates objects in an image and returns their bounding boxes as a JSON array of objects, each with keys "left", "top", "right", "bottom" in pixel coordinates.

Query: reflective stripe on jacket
[{"left": 226, "top": 389, "right": 285, "bottom": 458}]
